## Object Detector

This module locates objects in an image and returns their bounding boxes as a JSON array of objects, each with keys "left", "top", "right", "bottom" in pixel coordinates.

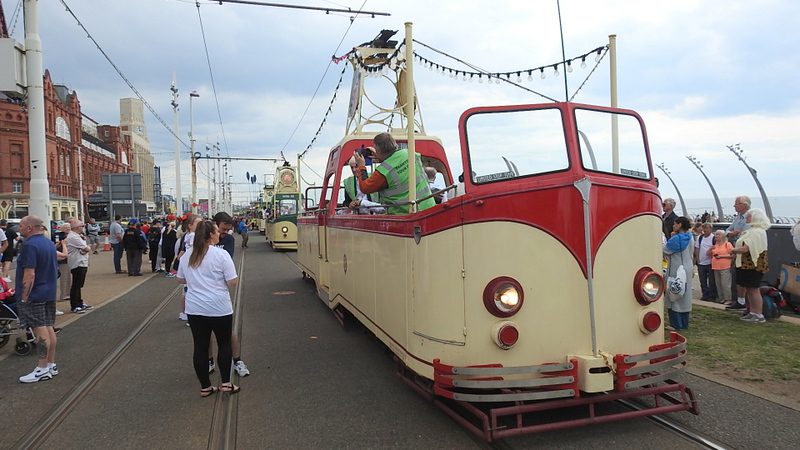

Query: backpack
[{"left": 760, "top": 287, "right": 785, "bottom": 320}]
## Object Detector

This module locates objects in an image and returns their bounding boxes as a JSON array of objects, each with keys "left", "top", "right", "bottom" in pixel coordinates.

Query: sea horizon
[{"left": 672, "top": 195, "right": 799, "bottom": 221}]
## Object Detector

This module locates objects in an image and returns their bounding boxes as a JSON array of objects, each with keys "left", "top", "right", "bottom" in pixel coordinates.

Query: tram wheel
[{"left": 14, "top": 339, "right": 32, "bottom": 356}]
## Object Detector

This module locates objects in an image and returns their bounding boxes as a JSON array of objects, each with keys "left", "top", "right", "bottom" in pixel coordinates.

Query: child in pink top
[{"left": 709, "top": 230, "right": 734, "bottom": 304}]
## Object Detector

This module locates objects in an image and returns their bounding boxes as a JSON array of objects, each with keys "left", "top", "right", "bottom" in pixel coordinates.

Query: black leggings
[{"left": 187, "top": 314, "right": 233, "bottom": 388}]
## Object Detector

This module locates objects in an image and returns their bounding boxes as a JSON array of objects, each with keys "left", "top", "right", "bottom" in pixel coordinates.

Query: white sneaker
[
  {"left": 55, "top": 309, "right": 64, "bottom": 316},
  {"left": 1, "top": 276, "right": 11, "bottom": 283},
  {"left": 19, "top": 366, "right": 53, "bottom": 383},
  {"left": 234, "top": 360, "right": 250, "bottom": 377},
  {"left": 178, "top": 312, "right": 188, "bottom": 321},
  {"left": 208, "top": 360, "right": 215, "bottom": 374},
  {"left": 49, "top": 364, "right": 59, "bottom": 376}
]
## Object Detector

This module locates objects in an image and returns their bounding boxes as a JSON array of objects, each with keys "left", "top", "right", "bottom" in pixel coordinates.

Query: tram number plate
[
  {"left": 475, "top": 171, "right": 515, "bottom": 183},
  {"left": 620, "top": 168, "right": 648, "bottom": 178}
]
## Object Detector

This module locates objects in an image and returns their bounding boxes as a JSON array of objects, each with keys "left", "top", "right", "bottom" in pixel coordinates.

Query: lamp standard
[
  {"left": 727, "top": 144, "right": 773, "bottom": 221},
  {"left": 686, "top": 155, "right": 723, "bottom": 220},
  {"left": 170, "top": 77, "right": 181, "bottom": 214},
  {"left": 189, "top": 91, "right": 200, "bottom": 214},
  {"left": 655, "top": 163, "right": 688, "bottom": 217}
]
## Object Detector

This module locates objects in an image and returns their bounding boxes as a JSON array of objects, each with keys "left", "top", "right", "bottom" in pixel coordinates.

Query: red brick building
[{"left": 0, "top": 70, "right": 130, "bottom": 219}]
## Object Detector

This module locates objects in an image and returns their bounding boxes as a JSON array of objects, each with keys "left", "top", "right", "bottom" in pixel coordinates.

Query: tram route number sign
[{"left": 475, "top": 171, "right": 515, "bottom": 183}]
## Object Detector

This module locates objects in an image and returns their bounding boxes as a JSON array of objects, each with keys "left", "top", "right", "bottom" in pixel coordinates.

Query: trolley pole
[
  {"left": 404, "top": 22, "right": 417, "bottom": 213},
  {"left": 655, "top": 163, "right": 688, "bottom": 217},
  {"left": 23, "top": 0, "right": 51, "bottom": 223},
  {"left": 686, "top": 155, "right": 723, "bottom": 221},
  {"left": 609, "top": 34, "right": 619, "bottom": 174},
  {"left": 727, "top": 144, "right": 773, "bottom": 222}
]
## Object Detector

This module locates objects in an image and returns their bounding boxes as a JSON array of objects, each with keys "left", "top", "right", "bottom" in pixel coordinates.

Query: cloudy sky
[{"left": 7, "top": 0, "right": 799, "bottom": 215}]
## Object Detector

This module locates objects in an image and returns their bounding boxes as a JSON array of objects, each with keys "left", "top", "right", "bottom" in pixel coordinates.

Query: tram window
[
  {"left": 278, "top": 199, "right": 297, "bottom": 216},
  {"left": 465, "top": 108, "right": 569, "bottom": 184},
  {"left": 305, "top": 187, "right": 323, "bottom": 210},
  {"left": 575, "top": 109, "right": 651, "bottom": 179}
]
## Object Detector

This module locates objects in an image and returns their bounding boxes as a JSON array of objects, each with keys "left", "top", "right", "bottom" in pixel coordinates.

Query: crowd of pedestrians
[
  {"left": 661, "top": 194, "right": 774, "bottom": 329},
  {"left": 5, "top": 209, "right": 252, "bottom": 392}
]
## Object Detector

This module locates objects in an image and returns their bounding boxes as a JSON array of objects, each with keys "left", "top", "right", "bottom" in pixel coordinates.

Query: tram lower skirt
[{"left": 397, "top": 362, "right": 698, "bottom": 442}]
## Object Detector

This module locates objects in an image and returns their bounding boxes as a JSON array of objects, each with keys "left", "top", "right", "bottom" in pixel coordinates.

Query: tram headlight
[
  {"left": 281, "top": 226, "right": 289, "bottom": 233},
  {"left": 633, "top": 268, "right": 664, "bottom": 305},
  {"left": 483, "top": 277, "right": 524, "bottom": 317}
]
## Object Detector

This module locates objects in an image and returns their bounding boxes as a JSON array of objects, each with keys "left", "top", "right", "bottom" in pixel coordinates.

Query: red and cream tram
[{"left": 296, "top": 25, "right": 697, "bottom": 441}]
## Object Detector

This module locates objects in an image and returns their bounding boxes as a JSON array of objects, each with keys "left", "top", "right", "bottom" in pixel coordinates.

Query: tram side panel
[
  {"left": 326, "top": 223, "right": 410, "bottom": 350},
  {"left": 297, "top": 219, "right": 320, "bottom": 280}
]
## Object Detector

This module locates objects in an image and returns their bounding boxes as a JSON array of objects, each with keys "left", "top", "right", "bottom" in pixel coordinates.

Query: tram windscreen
[
  {"left": 278, "top": 198, "right": 297, "bottom": 216},
  {"left": 575, "top": 109, "right": 650, "bottom": 179},
  {"left": 465, "top": 108, "right": 569, "bottom": 183}
]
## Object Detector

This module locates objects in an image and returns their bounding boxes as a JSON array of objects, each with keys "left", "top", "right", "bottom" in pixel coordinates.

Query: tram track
[
  {"left": 13, "top": 285, "right": 183, "bottom": 449},
  {"left": 617, "top": 399, "right": 729, "bottom": 450},
  {"left": 206, "top": 248, "right": 247, "bottom": 450},
  {"left": 12, "top": 248, "right": 248, "bottom": 449}
]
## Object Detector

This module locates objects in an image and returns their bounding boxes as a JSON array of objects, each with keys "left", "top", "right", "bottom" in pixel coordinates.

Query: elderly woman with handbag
[{"left": 663, "top": 216, "right": 694, "bottom": 330}]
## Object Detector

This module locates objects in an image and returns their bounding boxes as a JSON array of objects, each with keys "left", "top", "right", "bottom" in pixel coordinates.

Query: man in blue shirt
[{"left": 15, "top": 215, "right": 60, "bottom": 383}]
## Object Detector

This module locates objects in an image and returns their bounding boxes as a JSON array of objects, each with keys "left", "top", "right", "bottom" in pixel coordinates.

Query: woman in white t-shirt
[{"left": 176, "top": 220, "right": 239, "bottom": 396}]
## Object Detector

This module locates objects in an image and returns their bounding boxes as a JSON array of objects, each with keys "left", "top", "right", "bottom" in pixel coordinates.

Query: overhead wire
[
  {"left": 58, "top": 0, "right": 190, "bottom": 149},
  {"left": 278, "top": 0, "right": 368, "bottom": 155},
  {"left": 194, "top": 1, "right": 230, "bottom": 157}
]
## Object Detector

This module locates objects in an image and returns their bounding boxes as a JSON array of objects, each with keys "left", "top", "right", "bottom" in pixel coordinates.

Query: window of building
[
  {"left": 12, "top": 181, "right": 22, "bottom": 193},
  {"left": 56, "top": 116, "right": 71, "bottom": 140},
  {"left": 65, "top": 154, "right": 71, "bottom": 177},
  {"left": 59, "top": 154, "right": 65, "bottom": 175}
]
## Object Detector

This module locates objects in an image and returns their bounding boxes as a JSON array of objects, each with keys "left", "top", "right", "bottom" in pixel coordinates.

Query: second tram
[{"left": 265, "top": 162, "right": 300, "bottom": 250}]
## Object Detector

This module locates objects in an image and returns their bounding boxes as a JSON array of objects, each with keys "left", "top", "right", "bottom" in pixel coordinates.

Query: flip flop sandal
[
  {"left": 200, "top": 386, "right": 218, "bottom": 397},
  {"left": 219, "top": 384, "right": 240, "bottom": 394}
]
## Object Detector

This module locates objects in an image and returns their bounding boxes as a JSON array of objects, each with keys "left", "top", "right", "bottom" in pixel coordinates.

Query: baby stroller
[{"left": 0, "top": 279, "right": 35, "bottom": 356}]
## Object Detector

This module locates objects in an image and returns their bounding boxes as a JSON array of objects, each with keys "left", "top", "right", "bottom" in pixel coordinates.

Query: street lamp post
[
  {"left": 189, "top": 91, "right": 200, "bottom": 214},
  {"left": 727, "top": 144, "right": 774, "bottom": 222},
  {"left": 170, "top": 77, "right": 181, "bottom": 214},
  {"left": 686, "top": 155, "right": 723, "bottom": 221},
  {"left": 655, "top": 162, "right": 688, "bottom": 217}
]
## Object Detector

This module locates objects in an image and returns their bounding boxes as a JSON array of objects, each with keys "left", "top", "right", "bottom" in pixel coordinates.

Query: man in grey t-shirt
[{"left": 108, "top": 214, "right": 125, "bottom": 274}]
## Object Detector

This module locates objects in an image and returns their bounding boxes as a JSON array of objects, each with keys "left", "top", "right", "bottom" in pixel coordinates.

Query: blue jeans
[
  {"left": 112, "top": 242, "right": 124, "bottom": 273},
  {"left": 697, "top": 264, "right": 717, "bottom": 299},
  {"left": 668, "top": 309, "right": 690, "bottom": 330}
]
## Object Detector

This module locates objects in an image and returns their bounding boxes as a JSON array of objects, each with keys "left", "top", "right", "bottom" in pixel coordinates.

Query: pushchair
[{"left": 0, "top": 280, "right": 35, "bottom": 356}]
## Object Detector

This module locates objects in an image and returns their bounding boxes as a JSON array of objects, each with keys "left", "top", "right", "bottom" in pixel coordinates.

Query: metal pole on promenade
[
  {"left": 686, "top": 155, "right": 723, "bottom": 221},
  {"left": 727, "top": 144, "right": 774, "bottom": 221},
  {"left": 189, "top": 91, "right": 199, "bottom": 215},
  {"left": 655, "top": 162, "right": 689, "bottom": 217},
  {"left": 77, "top": 146, "right": 84, "bottom": 220},
  {"left": 23, "top": 0, "right": 51, "bottom": 223},
  {"left": 206, "top": 144, "right": 212, "bottom": 215},
  {"left": 170, "top": 76, "right": 182, "bottom": 214}
]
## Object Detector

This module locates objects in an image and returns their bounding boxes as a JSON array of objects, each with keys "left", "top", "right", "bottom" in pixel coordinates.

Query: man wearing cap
[
  {"left": 66, "top": 219, "right": 93, "bottom": 313},
  {"left": 211, "top": 211, "right": 250, "bottom": 377}
]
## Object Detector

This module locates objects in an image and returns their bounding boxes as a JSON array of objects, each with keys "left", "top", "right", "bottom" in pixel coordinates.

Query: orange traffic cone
[{"left": 103, "top": 235, "right": 111, "bottom": 252}]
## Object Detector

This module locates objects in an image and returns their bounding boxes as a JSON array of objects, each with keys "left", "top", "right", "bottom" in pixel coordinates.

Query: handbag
[{"left": 667, "top": 264, "right": 686, "bottom": 299}]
